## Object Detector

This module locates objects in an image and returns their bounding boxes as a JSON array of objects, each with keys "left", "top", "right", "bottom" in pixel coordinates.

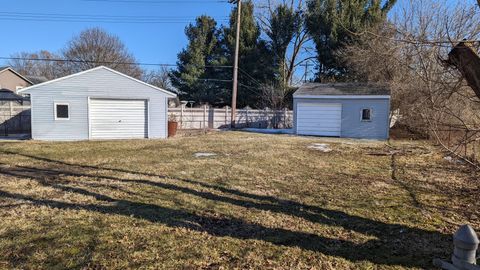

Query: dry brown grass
[{"left": 0, "top": 131, "right": 478, "bottom": 269}]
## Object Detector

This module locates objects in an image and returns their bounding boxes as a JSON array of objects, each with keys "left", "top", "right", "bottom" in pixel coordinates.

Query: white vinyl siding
[
  {"left": 90, "top": 99, "right": 148, "bottom": 139},
  {"left": 22, "top": 67, "right": 173, "bottom": 141},
  {"left": 296, "top": 102, "right": 342, "bottom": 136}
]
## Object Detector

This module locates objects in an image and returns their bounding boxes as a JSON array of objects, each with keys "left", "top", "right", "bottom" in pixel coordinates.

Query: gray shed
[
  {"left": 19, "top": 66, "right": 176, "bottom": 141},
  {"left": 293, "top": 83, "right": 390, "bottom": 140}
]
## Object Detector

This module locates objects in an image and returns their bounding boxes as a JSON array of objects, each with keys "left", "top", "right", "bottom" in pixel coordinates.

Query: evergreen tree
[
  {"left": 172, "top": 1, "right": 282, "bottom": 108},
  {"left": 220, "top": 0, "right": 275, "bottom": 108},
  {"left": 306, "top": 0, "right": 397, "bottom": 80},
  {"left": 170, "top": 16, "right": 228, "bottom": 104}
]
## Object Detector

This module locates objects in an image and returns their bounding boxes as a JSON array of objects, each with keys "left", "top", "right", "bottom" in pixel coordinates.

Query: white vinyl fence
[{"left": 169, "top": 106, "right": 293, "bottom": 129}]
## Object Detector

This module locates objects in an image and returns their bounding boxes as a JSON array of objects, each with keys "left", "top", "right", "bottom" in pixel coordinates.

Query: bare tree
[
  {"left": 8, "top": 51, "right": 65, "bottom": 80},
  {"left": 62, "top": 27, "right": 143, "bottom": 78},
  {"left": 342, "top": 0, "right": 480, "bottom": 165},
  {"left": 257, "top": 0, "right": 312, "bottom": 86},
  {"left": 143, "top": 66, "right": 174, "bottom": 91}
]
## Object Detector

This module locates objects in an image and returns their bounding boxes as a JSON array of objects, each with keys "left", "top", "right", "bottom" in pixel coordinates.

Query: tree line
[
  {"left": 171, "top": 0, "right": 396, "bottom": 108},
  {"left": 8, "top": 0, "right": 397, "bottom": 109},
  {"left": 8, "top": 28, "right": 171, "bottom": 91}
]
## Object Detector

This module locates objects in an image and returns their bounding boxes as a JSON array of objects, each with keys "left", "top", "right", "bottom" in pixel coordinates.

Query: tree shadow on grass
[{"left": 0, "top": 150, "right": 453, "bottom": 268}]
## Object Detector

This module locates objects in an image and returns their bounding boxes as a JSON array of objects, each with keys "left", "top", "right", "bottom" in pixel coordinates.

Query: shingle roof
[
  {"left": 0, "top": 89, "right": 25, "bottom": 101},
  {"left": 294, "top": 83, "right": 390, "bottom": 96},
  {"left": 25, "top": 75, "right": 48, "bottom": 85}
]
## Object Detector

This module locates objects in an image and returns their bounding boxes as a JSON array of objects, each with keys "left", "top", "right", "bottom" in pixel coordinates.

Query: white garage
[
  {"left": 296, "top": 102, "right": 342, "bottom": 136},
  {"left": 293, "top": 83, "right": 391, "bottom": 140},
  {"left": 89, "top": 99, "right": 148, "bottom": 139},
  {"left": 19, "top": 66, "right": 176, "bottom": 141}
]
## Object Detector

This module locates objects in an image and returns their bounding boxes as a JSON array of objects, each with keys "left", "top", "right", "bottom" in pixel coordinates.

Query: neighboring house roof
[
  {"left": 18, "top": 66, "right": 177, "bottom": 97},
  {"left": 0, "top": 66, "right": 34, "bottom": 85},
  {"left": 0, "top": 89, "right": 25, "bottom": 101},
  {"left": 294, "top": 83, "right": 390, "bottom": 97},
  {"left": 25, "top": 75, "right": 49, "bottom": 85}
]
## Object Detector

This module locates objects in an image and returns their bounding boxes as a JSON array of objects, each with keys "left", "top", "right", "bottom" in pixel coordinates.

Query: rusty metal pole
[{"left": 231, "top": 0, "right": 241, "bottom": 128}]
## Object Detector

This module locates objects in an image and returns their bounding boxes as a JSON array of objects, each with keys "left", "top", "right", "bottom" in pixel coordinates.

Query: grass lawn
[{"left": 0, "top": 131, "right": 479, "bottom": 269}]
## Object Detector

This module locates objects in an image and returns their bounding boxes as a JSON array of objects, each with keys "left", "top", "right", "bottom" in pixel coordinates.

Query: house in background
[
  {"left": 0, "top": 66, "right": 47, "bottom": 104},
  {"left": 0, "top": 66, "right": 33, "bottom": 94},
  {"left": 0, "top": 66, "right": 33, "bottom": 105},
  {"left": 293, "top": 83, "right": 391, "bottom": 140},
  {"left": 19, "top": 66, "right": 177, "bottom": 141},
  {"left": 0, "top": 66, "right": 47, "bottom": 137}
]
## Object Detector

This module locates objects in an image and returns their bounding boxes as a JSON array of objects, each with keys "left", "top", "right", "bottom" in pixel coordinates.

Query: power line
[
  {"left": 0, "top": 18, "right": 228, "bottom": 24},
  {"left": 238, "top": 83, "right": 262, "bottom": 95},
  {"left": 0, "top": 56, "right": 234, "bottom": 84},
  {"left": 0, "top": 56, "right": 233, "bottom": 69},
  {"left": 338, "top": 21, "right": 480, "bottom": 47},
  {"left": 0, "top": 12, "right": 229, "bottom": 24},
  {"left": 238, "top": 67, "right": 262, "bottom": 87},
  {"left": 0, "top": 11, "right": 227, "bottom": 19},
  {"left": 199, "top": 78, "right": 232, "bottom": 83}
]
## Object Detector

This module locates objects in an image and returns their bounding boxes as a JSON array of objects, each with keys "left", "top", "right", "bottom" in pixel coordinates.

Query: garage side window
[
  {"left": 55, "top": 103, "right": 70, "bottom": 120},
  {"left": 361, "top": 108, "right": 371, "bottom": 121}
]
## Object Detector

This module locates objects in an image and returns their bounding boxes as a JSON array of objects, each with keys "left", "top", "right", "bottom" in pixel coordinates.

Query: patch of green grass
[{"left": 0, "top": 132, "right": 478, "bottom": 269}]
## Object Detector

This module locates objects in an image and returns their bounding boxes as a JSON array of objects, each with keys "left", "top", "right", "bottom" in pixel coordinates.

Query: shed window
[
  {"left": 55, "top": 103, "right": 70, "bottom": 120},
  {"left": 361, "top": 108, "right": 371, "bottom": 121}
]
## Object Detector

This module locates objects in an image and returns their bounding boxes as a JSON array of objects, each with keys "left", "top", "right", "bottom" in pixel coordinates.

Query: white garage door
[
  {"left": 297, "top": 102, "right": 342, "bottom": 136},
  {"left": 90, "top": 99, "right": 148, "bottom": 139}
]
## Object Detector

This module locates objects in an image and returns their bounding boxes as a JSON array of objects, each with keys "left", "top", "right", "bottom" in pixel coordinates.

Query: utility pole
[{"left": 231, "top": 0, "right": 241, "bottom": 128}]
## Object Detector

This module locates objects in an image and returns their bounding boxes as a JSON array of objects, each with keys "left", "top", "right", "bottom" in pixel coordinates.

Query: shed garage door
[
  {"left": 90, "top": 99, "right": 148, "bottom": 139},
  {"left": 296, "top": 102, "right": 342, "bottom": 136}
]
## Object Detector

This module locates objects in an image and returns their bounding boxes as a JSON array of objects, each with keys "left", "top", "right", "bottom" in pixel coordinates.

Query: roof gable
[
  {"left": 18, "top": 66, "right": 176, "bottom": 97},
  {"left": 0, "top": 67, "right": 34, "bottom": 85}
]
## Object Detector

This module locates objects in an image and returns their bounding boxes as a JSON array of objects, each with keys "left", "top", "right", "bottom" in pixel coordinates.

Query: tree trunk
[{"left": 447, "top": 42, "right": 480, "bottom": 99}]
